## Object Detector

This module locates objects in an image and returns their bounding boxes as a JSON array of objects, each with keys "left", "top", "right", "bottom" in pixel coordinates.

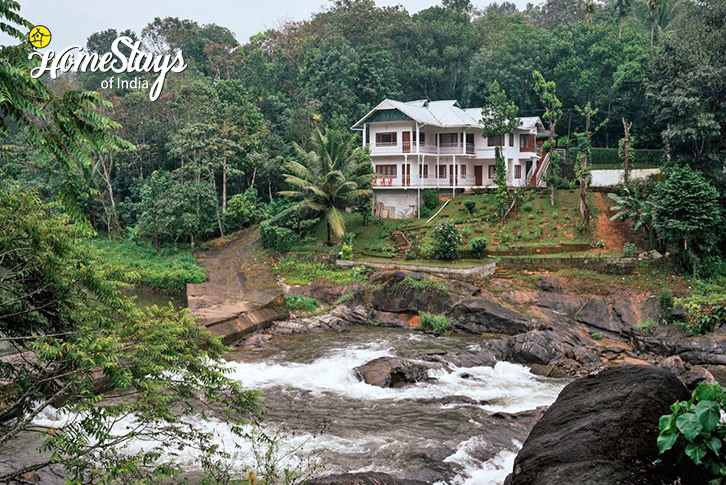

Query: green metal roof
[{"left": 364, "top": 109, "right": 413, "bottom": 124}]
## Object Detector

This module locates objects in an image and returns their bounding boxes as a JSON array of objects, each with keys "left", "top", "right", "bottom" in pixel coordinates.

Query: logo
[
  {"left": 28, "top": 36, "right": 187, "bottom": 101},
  {"left": 29, "top": 25, "right": 51, "bottom": 48}
]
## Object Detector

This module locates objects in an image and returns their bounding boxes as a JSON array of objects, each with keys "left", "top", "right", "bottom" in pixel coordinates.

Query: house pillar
[
  {"left": 416, "top": 123, "right": 420, "bottom": 155},
  {"left": 453, "top": 154, "right": 457, "bottom": 198},
  {"left": 362, "top": 123, "right": 367, "bottom": 149},
  {"left": 404, "top": 154, "right": 407, "bottom": 189},
  {"left": 436, "top": 155, "right": 440, "bottom": 188}
]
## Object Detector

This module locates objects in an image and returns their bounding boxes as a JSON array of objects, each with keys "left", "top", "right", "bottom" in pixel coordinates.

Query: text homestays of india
[{"left": 29, "top": 36, "right": 187, "bottom": 101}]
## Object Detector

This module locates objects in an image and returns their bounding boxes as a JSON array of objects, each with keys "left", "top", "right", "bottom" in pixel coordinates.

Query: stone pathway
[{"left": 187, "top": 227, "right": 288, "bottom": 344}]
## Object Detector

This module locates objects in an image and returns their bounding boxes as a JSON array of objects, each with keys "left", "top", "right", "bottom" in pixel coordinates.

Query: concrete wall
[
  {"left": 373, "top": 189, "right": 420, "bottom": 218},
  {"left": 591, "top": 168, "right": 660, "bottom": 188}
]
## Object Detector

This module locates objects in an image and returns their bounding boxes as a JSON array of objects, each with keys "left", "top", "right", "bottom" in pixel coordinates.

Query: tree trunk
[
  {"left": 222, "top": 156, "right": 227, "bottom": 215},
  {"left": 579, "top": 156, "right": 590, "bottom": 229},
  {"left": 548, "top": 120, "right": 557, "bottom": 207},
  {"left": 326, "top": 222, "right": 332, "bottom": 246}
]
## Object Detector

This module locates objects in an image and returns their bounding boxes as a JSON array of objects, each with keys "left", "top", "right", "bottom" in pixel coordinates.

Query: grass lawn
[
  {"left": 88, "top": 238, "right": 206, "bottom": 294},
  {"left": 290, "top": 188, "right": 601, "bottom": 263}
]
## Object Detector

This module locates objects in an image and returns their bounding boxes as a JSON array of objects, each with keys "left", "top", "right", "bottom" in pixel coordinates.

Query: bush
[
  {"left": 395, "top": 276, "right": 450, "bottom": 293},
  {"left": 659, "top": 289, "right": 674, "bottom": 317},
  {"left": 420, "top": 244, "right": 437, "bottom": 260},
  {"left": 404, "top": 249, "right": 416, "bottom": 260},
  {"left": 591, "top": 332, "right": 603, "bottom": 340},
  {"left": 260, "top": 206, "right": 319, "bottom": 252},
  {"left": 658, "top": 382, "right": 726, "bottom": 480},
  {"left": 417, "top": 312, "right": 451, "bottom": 334},
  {"left": 464, "top": 200, "right": 476, "bottom": 215},
  {"left": 260, "top": 222, "right": 298, "bottom": 252},
  {"left": 470, "top": 237, "right": 489, "bottom": 258},
  {"left": 432, "top": 220, "right": 462, "bottom": 261},
  {"left": 274, "top": 258, "right": 368, "bottom": 286},
  {"left": 340, "top": 243, "right": 353, "bottom": 260},
  {"left": 285, "top": 294, "right": 320, "bottom": 312},
  {"left": 226, "top": 188, "right": 261, "bottom": 230},
  {"left": 679, "top": 302, "right": 726, "bottom": 336},
  {"left": 623, "top": 242, "right": 637, "bottom": 257},
  {"left": 419, "top": 205, "right": 431, "bottom": 218},
  {"left": 522, "top": 202, "right": 533, "bottom": 212},
  {"left": 422, "top": 189, "right": 439, "bottom": 210}
]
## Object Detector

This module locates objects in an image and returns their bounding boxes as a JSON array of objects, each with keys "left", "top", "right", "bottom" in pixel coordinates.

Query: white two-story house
[{"left": 351, "top": 99, "right": 548, "bottom": 218}]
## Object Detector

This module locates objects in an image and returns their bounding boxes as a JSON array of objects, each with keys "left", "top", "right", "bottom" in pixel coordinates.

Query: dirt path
[
  {"left": 187, "top": 227, "right": 287, "bottom": 344},
  {"left": 593, "top": 192, "right": 639, "bottom": 253}
]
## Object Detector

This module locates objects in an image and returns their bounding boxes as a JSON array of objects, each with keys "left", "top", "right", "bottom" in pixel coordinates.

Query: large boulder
[
  {"left": 306, "top": 472, "right": 427, "bottom": 485},
  {"left": 364, "top": 271, "right": 461, "bottom": 315},
  {"left": 449, "top": 298, "right": 531, "bottom": 335},
  {"left": 354, "top": 357, "right": 431, "bottom": 388},
  {"left": 505, "top": 365, "right": 704, "bottom": 485}
]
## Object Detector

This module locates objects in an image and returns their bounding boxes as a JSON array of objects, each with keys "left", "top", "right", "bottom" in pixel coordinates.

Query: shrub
[
  {"left": 522, "top": 202, "right": 533, "bottom": 212},
  {"left": 419, "top": 205, "right": 431, "bottom": 218},
  {"left": 623, "top": 242, "right": 637, "bottom": 258},
  {"left": 464, "top": 200, "right": 476, "bottom": 215},
  {"left": 395, "top": 277, "right": 450, "bottom": 293},
  {"left": 658, "top": 289, "right": 674, "bottom": 317},
  {"left": 470, "top": 237, "right": 489, "bottom": 258},
  {"left": 679, "top": 303, "right": 726, "bottom": 336},
  {"left": 658, "top": 382, "right": 726, "bottom": 480},
  {"left": 420, "top": 244, "right": 437, "bottom": 260},
  {"left": 591, "top": 332, "right": 603, "bottom": 340},
  {"left": 404, "top": 249, "right": 416, "bottom": 260},
  {"left": 225, "top": 188, "right": 261, "bottom": 230},
  {"left": 285, "top": 294, "right": 320, "bottom": 312},
  {"left": 340, "top": 243, "right": 353, "bottom": 260},
  {"left": 417, "top": 312, "right": 451, "bottom": 334},
  {"left": 260, "top": 223, "right": 297, "bottom": 252},
  {"left": 422, "top": 189, "right": 439, "bottom": 210},
  {"left": 432, "top": 220, "right": 462, "bottom": 261}
]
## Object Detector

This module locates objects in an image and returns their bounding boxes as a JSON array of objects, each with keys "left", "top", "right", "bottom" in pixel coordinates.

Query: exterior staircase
[
  {"left": 492, "top": 265, "right": 512, "bottom": 279},
  {"left": 392, "top": 230, "right": 412, "bottom": 258},
  {"left": 530, "top": 152, "right": 550, "bottom": 188}
]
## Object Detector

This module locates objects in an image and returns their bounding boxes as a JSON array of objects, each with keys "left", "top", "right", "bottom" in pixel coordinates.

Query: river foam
[{"left": 225, "top": 341, "right": 562, "bottom": 413}]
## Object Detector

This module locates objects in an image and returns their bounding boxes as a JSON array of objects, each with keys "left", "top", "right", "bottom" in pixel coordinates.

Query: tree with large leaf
[{"left": 280, "top": 128, "right": 374, "bottom": 244}]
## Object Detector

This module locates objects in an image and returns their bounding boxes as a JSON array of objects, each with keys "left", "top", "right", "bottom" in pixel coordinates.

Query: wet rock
[
  {"left": 529, "top": 363, "right": 569, "bottom": 378},
  {"left": 354, "top": 357, "right": 432, "bottom": 388},
  {"left": 505, "top": 365, "right": 705, "bottom": 485},
  {"left": 306, "top": 472, "right": 427, "bottom": 485},
  {"left": 487, "top": 330, "right": 569, "bottom": 365},
  {"left": 685, "top": 365, "right": 716, "bottom": 390},
  {"left": 292, "top": 279, "right": 345, "bottom": 304},
  {"left": 440, "top": 350, "right": 498, "bottom": 368},
  {"left": 449, "top": 298, "right": 531, "bottom": 335}
]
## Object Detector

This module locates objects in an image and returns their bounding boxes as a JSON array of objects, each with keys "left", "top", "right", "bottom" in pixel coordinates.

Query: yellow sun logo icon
[{"left": 29, "top": 25, "right": 51, "bottom": 48}]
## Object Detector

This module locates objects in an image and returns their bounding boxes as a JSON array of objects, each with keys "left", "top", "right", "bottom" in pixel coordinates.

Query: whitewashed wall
[{"left": 590, "top": 168, "right": 660, "bottom": 187}]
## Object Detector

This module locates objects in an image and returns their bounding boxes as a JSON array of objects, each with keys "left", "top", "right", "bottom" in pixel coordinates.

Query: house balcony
[
  {"left": 369, "top": 142, "right": 475, "bottom": 156},
  {"left": 372, "top": 174, "right": 495, "bottom": 189}
]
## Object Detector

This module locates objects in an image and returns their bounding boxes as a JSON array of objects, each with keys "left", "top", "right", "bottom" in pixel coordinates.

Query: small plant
[
  {"left": 679, "top": 302, "right": 726, "bottom": 336},
  {"left": 422, "top": 189, "right": 439, "bottom": 210},
  {"left": 522, "top": 202, "right": 533, "bottom": 212},
  {"left": 591, "top": 332, "right": 603, "bottom": 340},
  {"left": 470, "top": 237, "right": 489, "bottom": 258},
  {"left": 461, "top": 227, "right": 472, "bottom": 237},
  {"left": 464, "top": 200, "right": 476, "bottom": 215},
  {"left": 395, "top": 276, "right": 450, "bottom": 293},
  {"left": 432, "top": 220, "right": 462, "bottom": 261},
  {"left": 634, "top": 318, "right": 658, "bottom": 333},
  {"left": 417, "top": 312, "right": 452, "bottom": 334},
  {"left": 420, "top": 205, "right": 431, "bottom": 218},
  {"left": 658, "top": 382, "right": 726, "bottom": 480},
  {"left": 285, "top": 294, "right": 320, "bottom": 312},
  {"left": 334, "top": 292, "right": 353, "bottom": 305},
  {"left": 404, "top": 249, "right": 416, "bottom": 260},
  {"left": 594, "top": 239, "right": 606, "bottom": 249},
  {"left": 623, "top": 242, "right": 637, "bottom": 257},
  {"left": 340, "top": 243, "right": 353, "bottom": 260}
]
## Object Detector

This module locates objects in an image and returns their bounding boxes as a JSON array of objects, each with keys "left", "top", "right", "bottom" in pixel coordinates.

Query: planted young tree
[
  {"left": 280, "top": 128, "right": 374, "bottom": 244},
  {"left": 533, "top": 70, "right": 563, "bottom": 207},
  {"left": 481, "top": 81, "right": 520, "bottom": 221},
  {"left": 574, "top": 102, "right": 606, "bottom": 230},
  {"left": 620, "top": 117, "right": 634, "bottom": 183},
  {"left": 433, "top": 220, "right": 462, "bottom": 260}
]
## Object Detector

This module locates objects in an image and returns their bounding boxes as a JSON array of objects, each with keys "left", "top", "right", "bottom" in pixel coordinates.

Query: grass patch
[
  {"left": 88, "top": 238, "right": 206, "bottom": 294},
  {"left": 416, "top": 312, "right": 452, "bottom": 334},
  {"left": 274, "top": 258, "right": 368, "bottom": 286},
  {"left": 394, "top": 277, "right": 450, "bottom": 293},
  {"left": 285, "top": 294, "right": 320, "bottom": 312}
]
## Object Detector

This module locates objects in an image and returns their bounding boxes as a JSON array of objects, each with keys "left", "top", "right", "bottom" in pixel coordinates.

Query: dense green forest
[{"left": 3, "top": 0, "right": 726, "bottom": 266}]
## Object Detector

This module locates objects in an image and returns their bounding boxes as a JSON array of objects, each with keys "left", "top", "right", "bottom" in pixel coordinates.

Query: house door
[
  {"left": 402, "top": 132, "right": 411, "bottom": 153},
  {"left": 403, "top": 164, "right": 411, "bottom": 186},
  {"left": 475, "top": 165, "right": 483, "bottom": 186}
]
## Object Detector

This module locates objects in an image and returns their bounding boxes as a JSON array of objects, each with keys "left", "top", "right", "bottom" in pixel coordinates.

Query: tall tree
[
  {"left": 280, "top": 128, "right": 374, "bottom": 244},
  {"left": 533, "top": 70, "right": 563, "bottom": 207},
  {"left": 574, "top": 102, "right": 606, "bottom": 229},
  {"left": 481, "top": 81, "right": 520, "bottom": 220}
]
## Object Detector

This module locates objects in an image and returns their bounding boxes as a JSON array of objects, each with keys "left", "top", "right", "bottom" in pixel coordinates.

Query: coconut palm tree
[
  {"left": 645, "top": 0, "right": 666, "bottom": 45},
  {"left": 582, "top": 0, "right": 598, "bottom": 24},
  {"left": 280, "top": 128, "right": 374, "bottom": 244},
  {"left": 614, "top": 0, "right": 633, "bottom": 36}
]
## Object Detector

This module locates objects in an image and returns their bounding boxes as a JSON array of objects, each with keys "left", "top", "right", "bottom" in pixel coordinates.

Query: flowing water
[
  {"left": 222, "top": 326, "right": 568, "bottom": 484},
  {"left": 27, "top": 294, "right": 568, "bottom": 484}
]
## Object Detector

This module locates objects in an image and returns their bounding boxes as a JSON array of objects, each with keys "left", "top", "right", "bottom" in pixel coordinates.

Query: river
[{"left": 28, "top": 293, "right": 568, "bottom": 484}]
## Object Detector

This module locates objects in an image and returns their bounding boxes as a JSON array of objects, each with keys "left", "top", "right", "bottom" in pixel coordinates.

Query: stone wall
[
  {"left": 497, "top": 256, "right": 639, "bottom": 274},
  {"left": 337, "top": 259, "right": 496, "bottom": 284}
]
